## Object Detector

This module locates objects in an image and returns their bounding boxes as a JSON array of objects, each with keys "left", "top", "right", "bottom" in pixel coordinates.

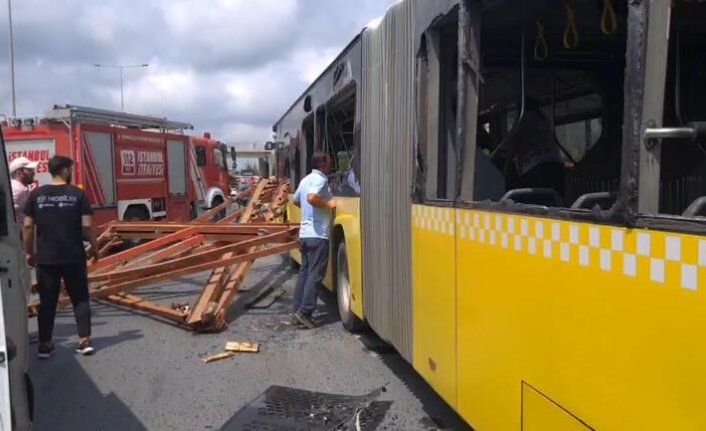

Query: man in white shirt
[
  {"left": 291, "top": 152, "right": 337, "bottom": 329},
  {"left": 9, "top": 156, "right": 39, "bottom": 225}
]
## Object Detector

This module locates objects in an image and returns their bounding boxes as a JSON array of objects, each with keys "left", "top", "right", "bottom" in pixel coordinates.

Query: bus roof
[{"left": 273, "top": 33, "right": 364, "bottom": 129}]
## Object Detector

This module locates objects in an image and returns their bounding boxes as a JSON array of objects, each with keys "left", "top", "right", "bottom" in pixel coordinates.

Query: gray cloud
[{"left": 1, "top": 0, "right": 395, "bottom": 144}]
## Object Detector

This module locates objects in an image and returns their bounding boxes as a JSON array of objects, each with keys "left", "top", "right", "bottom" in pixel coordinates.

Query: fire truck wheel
[
  {"left": 124, "top": 206, "right": 150, "bottom": 222},
  {"left": 122, "top": 206, "right": 150, "bottom": 247},
  {"left": 189, "top": 203, "right": 198, "bottom": 220},
  {"left": 211, "top": 197, "right": 226, "bottom": 220}
]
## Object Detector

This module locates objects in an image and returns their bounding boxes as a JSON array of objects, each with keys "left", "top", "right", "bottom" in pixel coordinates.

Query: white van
[{"left": 0, "top": 126, "right": 33, "bottom": 429}]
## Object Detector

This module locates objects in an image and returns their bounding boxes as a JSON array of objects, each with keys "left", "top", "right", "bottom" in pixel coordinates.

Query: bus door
[
  {"left": 0, "top": 282, "right": 11, "bottom": 431},
  {"left": 411, "top": 9, "right": 464, "bottom": 408}
]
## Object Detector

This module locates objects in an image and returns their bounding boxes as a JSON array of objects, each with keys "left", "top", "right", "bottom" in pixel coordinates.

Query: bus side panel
[
  {"left": 411, "top": 205, "right": 457, "bottom": 408},
  {"left": 286, "top": 195, "right": 334, "bottom": 290},
  {"left": 287, "top": 197, "right": 303, "bottom": 262},
  {"left": 454, "top": 209, "right": 706, "bottom": 431},
  {"left": 287, "top": 195, "right": 364, "bottom": 319},
  {"left": 334, "top": 197, "right": 363, "bottom": 318}
]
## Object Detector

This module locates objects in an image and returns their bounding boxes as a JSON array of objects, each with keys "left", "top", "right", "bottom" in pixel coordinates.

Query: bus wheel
[
  {"left": 336, "top": 241, "right": 364, "bottom": 332},
  {"left": 288, "top": 254, "right": 300, "bottom": 270}
]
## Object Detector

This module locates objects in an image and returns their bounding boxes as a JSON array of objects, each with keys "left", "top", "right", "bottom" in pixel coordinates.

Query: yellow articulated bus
[{"left": 274, "top": 1, "right": 706, "bottom": 429}]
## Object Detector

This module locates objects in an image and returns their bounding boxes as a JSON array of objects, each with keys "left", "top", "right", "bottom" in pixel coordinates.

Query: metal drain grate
[{"left": 220, "top": 386, "right": 391, "bottom": 431}]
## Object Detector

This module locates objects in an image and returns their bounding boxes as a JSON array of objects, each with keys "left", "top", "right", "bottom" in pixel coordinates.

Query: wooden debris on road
[
  {"left": 27, "top": 179, "right": 297, "bottom": 333},
  {"left": 200, "top": 351, "right": 236, "bottom": 364},
  {"left": 225, "top": 342, "right": 260, "bottom": 353}
]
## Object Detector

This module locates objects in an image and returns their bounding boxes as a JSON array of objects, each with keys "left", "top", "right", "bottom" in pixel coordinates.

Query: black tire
[
  {"left": 336, "top": 241, "right": 365, "bottom": 332},
  {"left": 122, "top": 206, "right": 150, "bottom": 248},
  {"left": 211, "top": 196, "right": 226, "bottom": 221},
  {"left": 289, "top": 254, "right": 300, "bottom": 270},
  {"left": 123, "top": 206, "right": 150, "bottom": 222},
  {"left": 189, "top": 202, "right": 198, "bottom": 220}
]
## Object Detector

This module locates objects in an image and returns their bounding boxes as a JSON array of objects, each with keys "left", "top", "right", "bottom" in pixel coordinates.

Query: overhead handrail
[
  {"left": 563, "top": 3, "right": 579, "bottom": 50},
  {"left": 534, "top": 20, "right": 549, "bottom": 61},
  {"left": 600, "top": 0, "right": 618, "bottom": 35}
]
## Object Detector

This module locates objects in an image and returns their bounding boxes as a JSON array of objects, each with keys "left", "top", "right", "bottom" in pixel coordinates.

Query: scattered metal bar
[{"left": 28, "top": 179, "right": 296, "bottom": 332}]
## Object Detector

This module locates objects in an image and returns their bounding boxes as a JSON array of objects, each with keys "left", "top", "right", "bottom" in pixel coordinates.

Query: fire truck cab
[{"left": 2, "top": 105, "right": 231, "bottom": 227}]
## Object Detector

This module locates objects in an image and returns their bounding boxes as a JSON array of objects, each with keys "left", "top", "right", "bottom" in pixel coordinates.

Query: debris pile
[{"left": 28, "top": 179, "right": 298, "bottom": 332}]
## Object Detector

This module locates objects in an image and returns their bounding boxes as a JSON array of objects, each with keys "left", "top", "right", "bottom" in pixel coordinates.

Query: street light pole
[
  {"left": 93, "top": 63, "right": 149, "bottom": 111},
  {"left": 120, "top": 67, "right": 124, "bottom": 111},
  {"left": 7, "top": 0, "right": 16, "bottom": 117}
]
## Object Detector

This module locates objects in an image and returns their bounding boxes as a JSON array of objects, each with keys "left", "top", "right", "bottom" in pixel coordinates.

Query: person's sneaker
[
  {"left": 37, "top": 341, "right": 55, "bottom": 359},
  {"left": 75, "top": 339, "right": 95, "bottom": 356},
  {"left": 293, "top": 312, "right": 317, "bottom": 329}
]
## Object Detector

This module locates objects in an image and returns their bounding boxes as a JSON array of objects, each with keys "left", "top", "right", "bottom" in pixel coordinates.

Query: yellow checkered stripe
[
  {"left": 412, "top": 205, "right": 455, "bottom": 236},
  {"left": 412, "top": 206, "right": 705, "bottom": 291}
]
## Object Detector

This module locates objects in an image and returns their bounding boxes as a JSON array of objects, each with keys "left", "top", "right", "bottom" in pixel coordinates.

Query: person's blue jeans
[{"left": 292, "top": 238, "right": 329, "bottom": 316}]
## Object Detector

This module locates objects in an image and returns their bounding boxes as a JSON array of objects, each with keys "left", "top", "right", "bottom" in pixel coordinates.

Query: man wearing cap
[{"left": 10, "top": 156, "right": 38, "bottom": 225}]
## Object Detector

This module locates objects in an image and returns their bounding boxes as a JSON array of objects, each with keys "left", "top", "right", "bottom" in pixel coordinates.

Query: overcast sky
[{"left": 0, "top": 0, "right": 395, "bottom": 146}]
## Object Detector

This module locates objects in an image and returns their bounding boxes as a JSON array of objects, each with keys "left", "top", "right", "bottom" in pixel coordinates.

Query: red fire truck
[{"left": 2, "top": 105, "right": 232, "bottom": 227}]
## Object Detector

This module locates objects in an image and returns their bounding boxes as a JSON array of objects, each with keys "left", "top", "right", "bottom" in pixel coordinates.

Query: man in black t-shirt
[{"left": 23, "top": 155, "right": 99, "bottom": 358}]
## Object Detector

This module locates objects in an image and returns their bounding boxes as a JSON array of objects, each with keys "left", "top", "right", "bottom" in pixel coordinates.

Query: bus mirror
[
  {"left": 230, "top": 147, "right": 237, "bottom": 162},
  {"left": 264, "top": 142, "right": 275, "bottom": 151}
]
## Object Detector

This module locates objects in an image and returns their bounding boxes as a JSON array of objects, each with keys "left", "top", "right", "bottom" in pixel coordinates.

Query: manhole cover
[{"left": 221, "top": 386, "right": 391, "bottom": 431}]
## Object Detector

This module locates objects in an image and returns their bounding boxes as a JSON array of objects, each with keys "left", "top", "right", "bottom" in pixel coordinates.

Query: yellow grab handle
[
  {"left": 601, "top": 0, "right": 618, "bottom": 35},
  {"left": 563, "top": 3, "right": 579, "bottom": 50},
  {"left": 534, "top": 20, "right": 548, "bottom": 61}
]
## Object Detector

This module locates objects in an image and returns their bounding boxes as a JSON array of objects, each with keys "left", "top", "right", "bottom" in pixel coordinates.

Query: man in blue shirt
[{"left": 291, "top": 152, "right": 337, "bottom": 328}]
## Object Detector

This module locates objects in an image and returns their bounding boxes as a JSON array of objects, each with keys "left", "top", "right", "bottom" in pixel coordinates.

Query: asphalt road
[{"left": 27, "top": 255, "right": 473, "bottom": 431}]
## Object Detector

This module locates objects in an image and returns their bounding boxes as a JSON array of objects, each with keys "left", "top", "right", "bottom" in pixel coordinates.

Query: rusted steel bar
[
  {"left": 96, "top": 223, "right": 115, "bottom": 244},
  {"left": 192, "top": 179, "right": 275, "bottom": 330},
  {"left": 119, "top": 234, "right": 205, "bottom": 270},
  {"left": 186, "top": 252, "right": 234, "bottom": 326},
  {"left": 193, "top": 184, "right": 258, "bottom": 223},
  {"left": 30, "top": 179, "right": 296, "bottom": 328},
  {"left": 192, "top": 197, "right": 235, "bottom": 223},
  {"left": 216, "top": 208, "right": 243, "bottom": 224},
  {"left": 209, "top": 259, "right": 255, "bottom": 331},
  {"left": 104, "top": 294, "right": 188, "bottom": 322},
  {"left": 87, "top": 241, "right": 297, "bottom": 300},
  {"left": 98, "top": 238, "right": 120, "bottom": 258},
  {"left": 89, "top": 226, "right": 199, "bottom": 273},
  {"left": 261, "top": 181, "right": 291, "bottom": 223},
  {"left": 114, "top": 233, "right": 256, "bottom": 242},
  {"left": 88, "top": 228, "right": 297, "bottom": 284},
  {"left": 108, "top": 223, "right": 293, "bottom": 234},
  {"left": 186, "top": 180, "right": 271, "bottom": 326},
  {"left": 239, "top": 179, "right": 269, "bottom": 222}
]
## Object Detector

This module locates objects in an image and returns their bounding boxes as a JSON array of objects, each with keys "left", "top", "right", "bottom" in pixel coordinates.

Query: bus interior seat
[
  {"left": 500, "top": 188, "right": 563, "bottom": 207},
  {"left": 570, "top": 192, "right": 616, "bottom": 210},
  {"left": 474, "top": 148, "right": 506, "bottom": 202},
  {"left": 682, "top": 196, "right": 706, "bottom": 218},
  {"left": 518, "top": 160, "right": 566, "bottom": 199}
]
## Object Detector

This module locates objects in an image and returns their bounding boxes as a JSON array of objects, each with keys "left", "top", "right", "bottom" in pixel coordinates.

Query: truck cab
[{"left": 190, "top": 133, "right": 231, "bottom": 210}]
